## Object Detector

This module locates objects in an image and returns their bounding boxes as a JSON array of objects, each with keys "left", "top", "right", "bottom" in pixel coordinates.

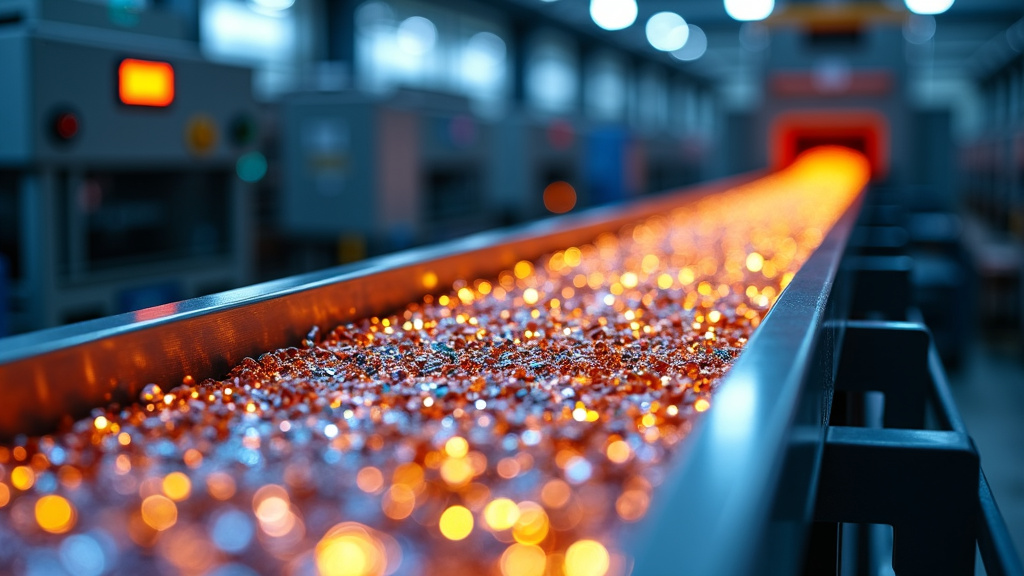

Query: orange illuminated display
[{"left": 119, "top": 58, "right": 175, "bottom": 107}]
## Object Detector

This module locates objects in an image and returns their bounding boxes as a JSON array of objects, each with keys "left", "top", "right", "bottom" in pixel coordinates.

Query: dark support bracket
[
  {"left": 814, "top": 320, "right": 980, "bottom": 575},
  {"left": 846, "top": 255, "right": 912, "bottom": 320},
  {"left": 815, "top": 426, "right": 979, "bottom": 575},
  {"left": 835, "top": 321, "right": 929, "bottom": 429}
]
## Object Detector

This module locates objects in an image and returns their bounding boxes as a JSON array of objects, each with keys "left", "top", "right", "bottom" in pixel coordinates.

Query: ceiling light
[
  {"left": 646, "top": 12, "right": 689, "bottom": 52},
  {"left": 903, "top": 14, "right": 936, "bottom": 44},
  {"left": 904, "top": 0, "right": 954, "bottom": 15},
  {"left": 467, "top": 31, "right": 506, "bottom": 64},
  {"left": 590, "top": 0, "right": 638, "bottom": 31},
  {"left": 739, "top": 22, "right": 770, "bottom": 51},
  {"left": 672, "top": 25, "right": 707, "bottom": 61},
  {"left": 248, "top": 0, "right": 295, "bottom": 13},
  {"left": 397, "top": 16, "right": 437, "bottom": 55},
  {"left": 724, "top": 0, "right": 774, "bottom": 22},
  {"left": 462, "top": 32, "right": 507, "bottom": 84}
]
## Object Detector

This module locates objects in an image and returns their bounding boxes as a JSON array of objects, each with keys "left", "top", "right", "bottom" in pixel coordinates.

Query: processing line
[{"left": 0, "top": 148, "right": 1020, "bottom": 576}]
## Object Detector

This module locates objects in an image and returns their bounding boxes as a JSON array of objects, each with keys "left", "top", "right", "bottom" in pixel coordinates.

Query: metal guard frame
[
  {"left": 0, "top": 172, "right": 864, "bottom": 575},
  {"left": 628, "top": 183, "right": 863, "bottom": 576},
  {"left": 15, "top": 176, "right": 1019, "bottom": 575}
]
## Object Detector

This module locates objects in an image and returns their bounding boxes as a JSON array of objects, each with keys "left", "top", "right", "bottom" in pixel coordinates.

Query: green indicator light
[{"left": 236, "top": 151, "right": 267, "bottom": 183}]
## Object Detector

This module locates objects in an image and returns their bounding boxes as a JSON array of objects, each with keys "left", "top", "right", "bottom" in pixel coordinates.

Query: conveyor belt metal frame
[
  {"left": 627, "top": 178, "right": 863, "bottom": 576},
  {"left": 0, "top": 172, "right": 859, "bottom": 575},
  {"left": 0, "top": 173, "right": 761, "bottom": 436},
  {"left": 3, "top": 175, "right": 1021, "bottom": 575}
]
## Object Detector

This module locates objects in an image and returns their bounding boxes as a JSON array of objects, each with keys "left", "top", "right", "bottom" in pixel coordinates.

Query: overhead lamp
[
  {"left": 903, "top": 14, "right": 936, "bottom": 44},
  {"left": 672, "top": 25, "right": 708, "bottom": 61},
  {"left": 724, "top": 0, "right": 774, "bottom": 22},
  {"left": 590, "top": 0, "right": 638, "bottom": 31},
  {"left": 646, "top": 12, "right": 689, "bottom": 52},
  {"left": 904, "top": 0, "right": 954, "bottom": 15},
  {"left": 397, "top": 16, "right": 437, "bottom": 55},
  {"left": 462, "top": 32, "right": 507, "bottom": 87},
  {"left": 248, "top": 0, "right": 295, "bottom": 14}
]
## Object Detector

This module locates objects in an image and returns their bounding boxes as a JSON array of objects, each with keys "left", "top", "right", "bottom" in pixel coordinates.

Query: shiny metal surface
[
  {"left": 0, "top": 173, "right": 758, "bottom": 438},
  {"left": 628, "top": 193, "right": 863, "bottom": 576},
  {"left": 0, "top": 171, "right": 866, "bottom": 576}
]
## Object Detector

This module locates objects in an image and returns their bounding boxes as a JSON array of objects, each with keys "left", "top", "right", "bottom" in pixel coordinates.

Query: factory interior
[{"left": 1, "top": 0, "right": 1024, "bottom": 574}]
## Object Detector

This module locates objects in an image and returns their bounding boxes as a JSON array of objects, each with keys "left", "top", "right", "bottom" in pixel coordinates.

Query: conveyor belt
[{"left": 0, "top": 148, "right": 870, "bottom": 575}]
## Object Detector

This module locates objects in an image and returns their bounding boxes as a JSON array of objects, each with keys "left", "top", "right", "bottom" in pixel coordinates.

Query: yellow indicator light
[
  {"left": 119, "top": 58, "right": 175, "bottom": 107},
  {"left": 185, "top": 115, "right": 218, "bottom": 155}
]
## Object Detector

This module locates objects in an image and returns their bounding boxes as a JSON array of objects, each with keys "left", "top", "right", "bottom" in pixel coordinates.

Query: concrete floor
[{"left": 948, "top": 332, "right": 1024, "bottom": 573}]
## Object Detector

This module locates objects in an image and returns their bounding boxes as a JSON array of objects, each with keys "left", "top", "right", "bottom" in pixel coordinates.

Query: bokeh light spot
[{"left": 543, "top": 181, "right": 577, "bottom": 214}]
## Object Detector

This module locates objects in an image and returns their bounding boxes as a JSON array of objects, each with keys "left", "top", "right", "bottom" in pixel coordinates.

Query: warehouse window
[
  {"left": 698, "top": 89, "right": 716, "bottom": 137},
  {"left": 634, "top": 65, "right": 667, "bottom": 131},
  {"left": 355, "top": 0, "right": 510, "bottom": 116},
  {"left": 585, "top": 50, "right": 627, "bottom": 122},
  {"left": 357, "top": 3, "right": 442, "bottom": 92},
  {"left": 458, "top": 30, "right": 508, "bottom": 115},
  {"left": 525, "top": 30, "right": 578, "bottom": 115},
  {"left": 668, "top": 78, "right": 691, "bottom": 136},
  {"left": 199, "top": 0, "right": 306, "bottom": 99}
]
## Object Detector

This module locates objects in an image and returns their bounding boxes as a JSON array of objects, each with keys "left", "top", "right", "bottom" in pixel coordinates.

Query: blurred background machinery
[
  {"left": 0, "top": 0, "right": 259, "bottom": 332},
  {"left": 0, "top": 0, "right": 1020, "bottom": 337},
  {"left": 1, "top": 0, "right": 1024, "bottom": 570},
  {"left": 0, "top": 0, "right": 723, "bottom": 327}
]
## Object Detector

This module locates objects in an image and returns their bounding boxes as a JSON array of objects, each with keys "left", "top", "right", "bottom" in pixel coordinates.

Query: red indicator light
[
  {"left": 54, "top": 113, "right": 79, "bottom": 140},
  {"left": 547, "top": 119, "right": 574, "bottom": 150},
  {"left": 119, "top": 58, "right": 175, "bottom": 107}
]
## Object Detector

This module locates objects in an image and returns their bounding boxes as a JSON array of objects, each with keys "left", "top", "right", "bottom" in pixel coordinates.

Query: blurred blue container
[{"left": 586, "top": 127, "right": 628, "bottom": 206}]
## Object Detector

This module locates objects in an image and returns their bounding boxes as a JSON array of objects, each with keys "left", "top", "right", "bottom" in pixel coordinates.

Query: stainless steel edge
[
  {"left": 0, "top": 173, "right": 761, "bottom": 438},
  {"left": 627, "top": 192, "right": 865, "bottom": 576}
]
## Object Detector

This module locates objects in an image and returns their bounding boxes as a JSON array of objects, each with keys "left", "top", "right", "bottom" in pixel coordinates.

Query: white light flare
[
  {"left": 590, "top": 0, "right": 638, "bottom": 31},
  {"left": 905, "top": 0, "right": 954, "bottom": 15},
  {"left": 724, "top": 0, "right": 774, "bottom": 22},
  {"left": 672, "top": 25, "right": 707, "bottom": 61},
  {"left": 646, "top": 12, "right": 689, "bottom": 52}
]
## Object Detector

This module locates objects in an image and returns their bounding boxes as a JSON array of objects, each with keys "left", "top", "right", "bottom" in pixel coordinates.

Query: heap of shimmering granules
[{"left": 0, "top": 148, "right": 869, "bottom": 576}]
